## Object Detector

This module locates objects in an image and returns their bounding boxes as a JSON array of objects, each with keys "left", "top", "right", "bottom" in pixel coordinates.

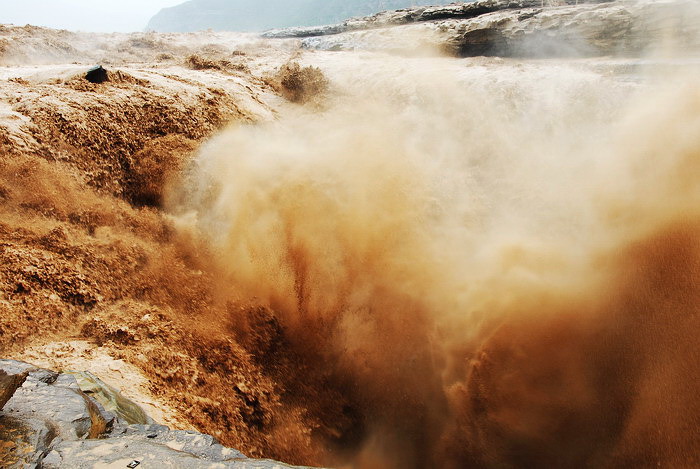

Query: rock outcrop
[
  {"left": 264, "top": 0, "right": 700, "bottom": 57},
  {"left": 262, "top": 0, "right": 609, "bottom": 38},
  {"left": 0, "top": 360, "right": 320, "bottom": 469}
]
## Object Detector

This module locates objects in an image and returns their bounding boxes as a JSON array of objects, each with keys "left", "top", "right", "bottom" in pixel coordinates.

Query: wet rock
[
  {"left": 265, "top": 0, "right": 700, "bottom": 58},
  {"left": 42, "top": 423, "right": 321, "bottom": 468},
  {"left": 262, "top": 0, "right": 612, "bottom": 38},
  {"left": 3, "top": 373, "right": 110, "bottom": 440},
  {"left": 0, "top": 360, "right": 112, "bottom": 468},
  {"left": 0, "top": 414, "right": 56, "bottom": 467},
  {"left": 85, "top": 65, "right": 108, "bottom": 84},
  {"left": 44, "top": 424, "right": 255, "bottom": 468},
  {"left": 66, "top": 371, "right": 153, "bottom": 425},
  {"left": 442, "top": 0, "right": 700, "bottom": 57},
  {"left": 45, "top": 432, "right": 309, "bottom": 468},
  {"left": 120, "top": 424, "right": 247, "bottom": 460},
  {"left": 0, "top": 360, "right": 323, "bottom": 468}
]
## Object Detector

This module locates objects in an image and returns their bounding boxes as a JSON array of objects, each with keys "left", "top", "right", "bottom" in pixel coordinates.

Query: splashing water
[{"left": 171, "top": 54, "right": 700, "bottom": 468}]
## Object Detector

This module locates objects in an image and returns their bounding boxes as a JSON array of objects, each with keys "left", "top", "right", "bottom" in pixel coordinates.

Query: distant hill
[{"left": 146, "top": 0, "right": 457, "bottom": 32}]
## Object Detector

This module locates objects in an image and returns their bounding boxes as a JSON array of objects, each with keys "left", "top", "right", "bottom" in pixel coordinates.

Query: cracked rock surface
[{"left": 0, "top": 360, "right": 322, "bottom": 469}]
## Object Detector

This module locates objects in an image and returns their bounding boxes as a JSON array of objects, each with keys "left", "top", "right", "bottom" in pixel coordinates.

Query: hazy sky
[{"left": 0, "top": 0, "right": 185, "bottom": 32}]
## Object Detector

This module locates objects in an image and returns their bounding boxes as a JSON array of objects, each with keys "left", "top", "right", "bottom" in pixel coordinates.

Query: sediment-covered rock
[
  {"left": 265, "top": 0, "right": 700, "bottom": 57},
  {"left": 262, "top": 0, "right": 608, "bottom": 38},
  {"left": 0, "top": 360, "right": 321, "bottom": 469}
]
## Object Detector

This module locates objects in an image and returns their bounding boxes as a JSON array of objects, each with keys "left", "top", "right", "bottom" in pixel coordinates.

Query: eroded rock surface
[
  {"left": 0, "top": 359, "right": 110, "bottom": 467},
  {"left": 43, "top": 425, "right": 304, "bottom": 468},
  {"left": 0, "top": 360, "right": 321, "bottom": 469},
  {"left": 264, "top": 0, "right": 700, "bottom": 57},
  {"left": 262, "top": 0, "right": 603, "bottom": 38}
]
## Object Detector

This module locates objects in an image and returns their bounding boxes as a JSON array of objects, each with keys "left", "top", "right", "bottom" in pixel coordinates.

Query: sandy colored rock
[{"left": 0, "top": 370, "right": 26, "bottom": 410}]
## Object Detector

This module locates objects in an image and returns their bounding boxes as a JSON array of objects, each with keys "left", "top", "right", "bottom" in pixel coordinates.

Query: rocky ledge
[
  {"left": 0, "top": 360, "right": 319, "bottom": 469},
  {"left": 263, "top": 0, "right": 700, "bottom": 57},
  {"left": 262, "top": 0, "right": 612, "bottom": 38}
]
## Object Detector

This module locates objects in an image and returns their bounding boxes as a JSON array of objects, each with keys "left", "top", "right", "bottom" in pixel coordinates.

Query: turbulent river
[
  {"left": 1, "top": 17, "right": 699, "bottom": 467},
  {"left": 172, "top": 53, "right": 700, "bottom": 468}
]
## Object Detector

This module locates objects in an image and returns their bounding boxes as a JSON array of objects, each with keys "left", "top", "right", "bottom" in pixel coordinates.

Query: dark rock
[
  {"left": 262, "top": 0, "right": 611, "bottom": 38},
  {"left": 264, "top": 0, "right": 700, "bottom": 58},
  {"left": 0, "top": 414, "right": 56, "bottom": 467},
  {"left": 85, "top": 65, "right": 108, "bottom": 84}
]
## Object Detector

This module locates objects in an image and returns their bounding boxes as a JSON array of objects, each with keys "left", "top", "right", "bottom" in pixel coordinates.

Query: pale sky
[{"left": 0, "top": 0, "right": 186, "bottom": 32}]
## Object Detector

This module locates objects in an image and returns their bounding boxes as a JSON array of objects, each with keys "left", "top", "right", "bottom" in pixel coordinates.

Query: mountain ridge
[{"left": 147, "top": 0, "right": 457, "bottom": 32}]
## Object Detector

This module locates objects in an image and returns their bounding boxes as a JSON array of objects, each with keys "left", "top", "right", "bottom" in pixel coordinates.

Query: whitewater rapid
[{"left": 170, "top": 52, "right": 700, "bottom": 467}]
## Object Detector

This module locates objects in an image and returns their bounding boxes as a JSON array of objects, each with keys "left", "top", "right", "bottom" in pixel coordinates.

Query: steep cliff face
[{"left": 147, "top": 0, "right": 456, "bottom": 32}]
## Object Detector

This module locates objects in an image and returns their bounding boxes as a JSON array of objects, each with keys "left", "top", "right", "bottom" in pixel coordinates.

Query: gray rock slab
[
  {"left": 0, "top": 360, "right": 326, "bottom": 469},
  {"left": 0, "top": 359, "right": 59, "bottom": 388},
  {"left": 47, "top": 432, "right": 313, "bottom": 469},
  {"left": 0, "top": 414, "right": 56, "bottom": 468},
  {"left": 119, "top": 424, "right": 247, "bottom": 460},
  {"left": 4, "top": 380, "right": 103, "bottom": 440},
  {"left": 0, "top": 360, "right": 113, "bottom": 468}
]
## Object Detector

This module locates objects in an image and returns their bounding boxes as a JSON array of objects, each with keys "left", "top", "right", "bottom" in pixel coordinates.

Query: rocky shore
[{"left": 0, "top": 360, "right": 319, "bottom": 468}]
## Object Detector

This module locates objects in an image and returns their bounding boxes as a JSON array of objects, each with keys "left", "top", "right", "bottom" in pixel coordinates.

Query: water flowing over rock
[
  {"left": 262, "top": 0, "right": 607, "bottom": 38},
  {"left": 264, "top": 0, "right": 700, "bottom": 57},
  {"left": 1, "top": 1, "right": 699, "bottom": 467}
]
